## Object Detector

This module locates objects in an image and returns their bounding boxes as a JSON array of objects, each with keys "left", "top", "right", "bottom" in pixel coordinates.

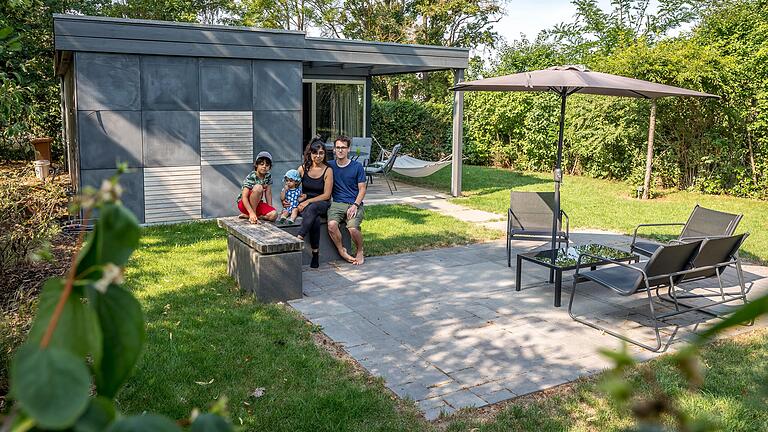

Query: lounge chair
[
  {"left": 569, "top": 235, "right": 748, "bottom": 352},
  {"left": 506, "top": 191, "right": 569, "bottom": 267},
  {"left": 630, "top": 204, "right": 742, "bottom": 257},
  {"left": 365, "top": 144, "right": 402, "bottom": 194}
]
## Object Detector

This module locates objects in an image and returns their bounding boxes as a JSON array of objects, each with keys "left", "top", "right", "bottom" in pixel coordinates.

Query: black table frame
[{"left": 515, "top": 246, "right": 639, "bottom": 307}]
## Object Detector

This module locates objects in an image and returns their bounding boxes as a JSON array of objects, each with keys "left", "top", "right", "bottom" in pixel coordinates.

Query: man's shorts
[
  {"left": 237, "top": 199, "right": 276, "bottom": 217},
  {"left": 327, "top": 201, "right": 365, "bottom": 230}
]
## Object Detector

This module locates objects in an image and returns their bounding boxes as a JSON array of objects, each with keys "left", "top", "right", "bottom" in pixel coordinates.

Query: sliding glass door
[{"left": 306, "top": 80, "right": 365, "bottom": 143}]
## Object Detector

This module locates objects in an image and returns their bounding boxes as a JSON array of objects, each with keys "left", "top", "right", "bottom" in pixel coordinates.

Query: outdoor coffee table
[{"left": 515, "top": 244, "right": 639, "bottom": 307}]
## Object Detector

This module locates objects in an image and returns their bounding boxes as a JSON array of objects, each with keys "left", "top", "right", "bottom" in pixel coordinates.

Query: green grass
[
  {"left": 362, "top": 205, "right": 501, "bottom": 256},
  {"left": 394, "top": 166, "right": 768, "bottom": 264}
]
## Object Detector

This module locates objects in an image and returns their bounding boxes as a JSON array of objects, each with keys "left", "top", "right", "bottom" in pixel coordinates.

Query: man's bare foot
[
  {"left": 353, "top": 252, "right": 365, "bottom": 265},
  {"left": 238, "top": 214, "right": 248, "bottom": 219},
  {"left": 338, "top": 248, "right": 356, "bottom": 264}
]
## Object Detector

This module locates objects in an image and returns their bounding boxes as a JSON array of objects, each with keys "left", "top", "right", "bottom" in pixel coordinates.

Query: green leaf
[
  {"left": 89, "top": 284, "right": 146, "bottom": 398},
  {"left": 698, "top": 294, "right": 768, "bottom": 342},
  {"left": 107, "top": 414, "right": 182, "bottom": 432},
  {"left": 0, "top": 26, "right": 13, "bottom": 40},
  {"left": 26, "top": 278, "right": 102, "bottom": 365},
  {"left": 75, "top": 397, "right": 117, "bottom": 432},
  {"left": 191, "top": 413, "right": 234, "bottom": 432},
  {"left": 10, "top": 344, "right": 91, "bottom": 429},
  {"left": 77, "top": 203, "right": 140, "bottom": 278}
]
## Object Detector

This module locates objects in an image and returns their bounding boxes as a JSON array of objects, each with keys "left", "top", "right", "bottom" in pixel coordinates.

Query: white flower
[{"left": 93, "top": 263, "right": 124, "bottom": 294}]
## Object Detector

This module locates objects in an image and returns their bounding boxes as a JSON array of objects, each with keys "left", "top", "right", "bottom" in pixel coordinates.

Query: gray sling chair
[
  {"left": 350, "top": 137, "right": 373, "bottom": 168},
  {"left": 568, "top": 234, "right": 749, "bottom": 352},
  {"left": 364, "top": 144, "right": 402, "bottom": 195},
  {"left": 630, "top": 204, "right": 742, "bottom": 258},
  {"left": 506, "top": 191, "right": 569, "bottom": 268}
]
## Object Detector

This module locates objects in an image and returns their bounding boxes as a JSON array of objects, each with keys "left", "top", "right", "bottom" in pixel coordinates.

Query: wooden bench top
[{"left": 217, "top": 217, "right": 303, "bottom": 254}]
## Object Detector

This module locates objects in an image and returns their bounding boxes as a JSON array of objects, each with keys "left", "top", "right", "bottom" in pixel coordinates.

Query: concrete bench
[
  {"left": 217, "top": 217, "right": 303, "bottom": 302},
  {"left": 280, "top": 217, "right": 352, "bottom": 266}
]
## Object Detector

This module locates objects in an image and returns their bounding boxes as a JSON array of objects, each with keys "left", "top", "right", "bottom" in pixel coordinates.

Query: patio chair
[
  {"left": 350, "top": 137, "right": 372, "bottom": 167},
  {"left": 569, "top": 235, "right": 749, "bottom": 352},
  {"left": 630, "top": 204, "right": 742, "bottom": 258},
  {"left": 506, "top": 191, "right": 569, "bottom": 267},
  {"left": 365, "top": 144, "right": 402, "bottom": 194},
  {"left": 657, "top": 233, "right": 749, "bottom": 315}
]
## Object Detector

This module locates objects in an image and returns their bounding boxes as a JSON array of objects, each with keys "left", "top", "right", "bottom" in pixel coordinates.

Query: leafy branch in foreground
[
  {"left": 2, "top": 166, "right": 234, "bottom": 431},
  {"left": 599, "top": 292, "right": 768, "bottom": 432}
]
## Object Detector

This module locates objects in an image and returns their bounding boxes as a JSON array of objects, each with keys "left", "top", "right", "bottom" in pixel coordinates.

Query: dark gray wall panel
[
  {"left": 253, "top": 111, "right": 302, "bottom": 162},
  {"left": 142, "top": 111, "right": 200, "bottom": 167},
  {"left": 201, "top": 163, "right": 252, "bottom": 218},
  {"left": 200, "top": 59, "right": 252, "bottom": 111},
  {"left": 78, "top": 111, "right": 142, "bottom": 169},
  {"left": 253, "top": 61, "right": 301, "bottom": 111},
  {"left": 141, "top": 56, "right": 199, "bottom": 110},
  {"left": 76, "top": 53, "right": 140, "bottom": 110},
  {"left": 81, "top": 168, "right": 145, "bottom": 223}
]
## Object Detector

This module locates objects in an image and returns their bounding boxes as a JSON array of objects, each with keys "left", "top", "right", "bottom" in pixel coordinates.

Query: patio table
[{"left": 515, "top": 244, "right": 639, "bottom": 307}]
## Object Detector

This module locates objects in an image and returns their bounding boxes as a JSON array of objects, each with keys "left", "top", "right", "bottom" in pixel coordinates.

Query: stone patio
[{"left": 289, "top": 182, "right": 768, "bottom": 420}]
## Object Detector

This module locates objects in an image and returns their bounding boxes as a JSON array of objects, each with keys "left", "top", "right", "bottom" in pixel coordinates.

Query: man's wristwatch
[{"left": 352, "top": 202, "right": 360, "bottom": 208}]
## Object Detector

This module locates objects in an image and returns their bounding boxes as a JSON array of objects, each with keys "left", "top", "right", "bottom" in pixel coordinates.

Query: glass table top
[{"left": 522, "top": 244, "right": 636, "bottom": 269}]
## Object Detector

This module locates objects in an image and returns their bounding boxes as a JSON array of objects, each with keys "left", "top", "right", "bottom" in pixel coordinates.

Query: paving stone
[
  {"left": 442, "top": 390, "right": 487, "bottom": 409},
  {"left": 480, "top": 389, "right": 515, "bottom": 404}
]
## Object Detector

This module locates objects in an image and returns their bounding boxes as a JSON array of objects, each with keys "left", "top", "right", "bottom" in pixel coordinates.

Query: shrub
[
  {"left": 0, "top": 165, "right": 67, "bottom": 277},
  {"left": 371, "top": 99, "right": 452, "bottom": 161}
]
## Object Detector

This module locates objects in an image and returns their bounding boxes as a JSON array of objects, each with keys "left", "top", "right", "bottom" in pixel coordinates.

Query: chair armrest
[
  {"left": 631, "top": 222, "right": 685, "bottom": 247},
  {"left": 560, "top": 210, "right": 570, "bottom": 239}
]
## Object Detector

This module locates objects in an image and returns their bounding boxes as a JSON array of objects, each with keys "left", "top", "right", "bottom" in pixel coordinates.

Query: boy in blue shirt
[{"left": 327, "top": 136, "right": 367, "bottom": 265}]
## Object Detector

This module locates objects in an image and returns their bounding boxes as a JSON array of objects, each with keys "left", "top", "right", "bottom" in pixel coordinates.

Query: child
[
  {"left": 277, "top": 169, "right": 305, "bottom": 224},
  {"left": 237, "top": 151, "right": 278, "bottom": 224}
]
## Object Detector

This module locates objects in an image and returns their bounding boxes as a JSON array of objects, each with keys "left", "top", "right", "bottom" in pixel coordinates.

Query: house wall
[{"left": 74, "top": 52, "right": 302, "bottom": 223}]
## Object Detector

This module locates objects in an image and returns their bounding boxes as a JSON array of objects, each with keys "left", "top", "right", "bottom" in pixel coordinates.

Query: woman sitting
[{"left": 293, "top": 137, "right": 334, "bottom": 268}]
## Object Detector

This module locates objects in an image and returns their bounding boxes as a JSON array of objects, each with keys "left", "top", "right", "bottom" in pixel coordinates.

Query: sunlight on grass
[{"left": 395, "top": 166, "right": 768, "bottom": 264}]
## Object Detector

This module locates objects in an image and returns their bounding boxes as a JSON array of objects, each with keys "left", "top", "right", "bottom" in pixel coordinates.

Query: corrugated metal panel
[
  {"left": 200, "top": 112, "right": 253, "bottom": 166},
  {"left": 144, "top": 166, "right": 201, "bottom": 223}
]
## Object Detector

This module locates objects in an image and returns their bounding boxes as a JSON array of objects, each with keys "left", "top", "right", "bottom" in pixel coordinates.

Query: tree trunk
[
  {"left": 642, "top": 100, "right": 657, "bottom": 199},
  {"left": 747, "top": 127, "right": 758, "bottom": 185}
]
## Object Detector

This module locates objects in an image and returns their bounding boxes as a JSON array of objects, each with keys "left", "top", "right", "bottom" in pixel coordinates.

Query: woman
[{"left": 294, "top": 137, "right": 334, "bottom": 268}]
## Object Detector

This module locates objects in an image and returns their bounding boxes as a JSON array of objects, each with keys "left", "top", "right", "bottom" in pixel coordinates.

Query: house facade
[{"left": 54, "top": 15, "right": 468, "bottom": 223}]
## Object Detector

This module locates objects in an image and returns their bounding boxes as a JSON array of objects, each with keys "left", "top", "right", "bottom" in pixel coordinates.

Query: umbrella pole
[{"left": 552, "top": 91, "right": 567, "bottom": 256}]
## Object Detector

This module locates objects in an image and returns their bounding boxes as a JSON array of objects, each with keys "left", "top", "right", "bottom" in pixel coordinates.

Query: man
[{"left": 327, "top": 136, "right": 367, "bottom": 265}]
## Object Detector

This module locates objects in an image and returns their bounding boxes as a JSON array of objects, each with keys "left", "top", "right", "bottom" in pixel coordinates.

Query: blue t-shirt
[{"left": 328, "top": 159, "right": 366, "bottom": 204}]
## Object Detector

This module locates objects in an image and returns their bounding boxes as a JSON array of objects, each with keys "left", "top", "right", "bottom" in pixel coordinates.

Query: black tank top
[{"left": 302, "top": 166, "right": 329, "bottom": 199}]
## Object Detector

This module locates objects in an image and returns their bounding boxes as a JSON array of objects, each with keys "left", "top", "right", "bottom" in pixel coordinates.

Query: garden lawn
[
  {"left": 116, "top": 205, "right": 497, "bottom": 431},
  {"left": 394, "top": 166, "right": 768, "bottom": 264}
]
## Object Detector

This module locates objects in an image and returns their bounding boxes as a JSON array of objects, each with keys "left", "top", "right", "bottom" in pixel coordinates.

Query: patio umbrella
[{"left": 451, "top": 65, "right": 718, "bottom": 254}]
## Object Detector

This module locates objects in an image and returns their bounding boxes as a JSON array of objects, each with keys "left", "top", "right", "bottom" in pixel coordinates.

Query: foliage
[
  {"left": 371, "top": 99, "right": 452, "bottom": 161},
  {"left": 0, "top": 165, "right": 67, "bottom": 277},
  {"left": 2, "top": 168, "right": 233, "bottom": 431}
]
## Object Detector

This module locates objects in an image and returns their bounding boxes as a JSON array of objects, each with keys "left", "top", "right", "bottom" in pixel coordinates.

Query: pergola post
[{"left": 451, "top": 68, "right": 464, "bottom": 197}]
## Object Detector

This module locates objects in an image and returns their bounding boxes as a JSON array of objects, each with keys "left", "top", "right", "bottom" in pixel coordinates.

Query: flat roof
[{"left": 53, "top": 14, "right": 469, "bottom": 76}]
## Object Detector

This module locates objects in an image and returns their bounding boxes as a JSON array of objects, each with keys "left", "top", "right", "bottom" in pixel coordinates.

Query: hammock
[
  {"left": 370, "top": 154, "right": 452, "bottom": 177},
  {"left": 392, "top": 155, "right": 453, "bottom": 177}
]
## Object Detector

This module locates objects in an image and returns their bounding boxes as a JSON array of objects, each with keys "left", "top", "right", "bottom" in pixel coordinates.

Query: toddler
[{"left": 278, "top": 169, "right": 305, "bottom": 224}]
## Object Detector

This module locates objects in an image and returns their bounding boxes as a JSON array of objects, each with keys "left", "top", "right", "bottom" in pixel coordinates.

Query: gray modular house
[{"left": 53, "top": 14, "right": 468, "bottom": 224}]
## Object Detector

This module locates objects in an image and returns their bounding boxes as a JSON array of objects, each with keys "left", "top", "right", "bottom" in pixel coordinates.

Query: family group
[{"left": 236, "top": 136, "right": 366, "bottom": 268}]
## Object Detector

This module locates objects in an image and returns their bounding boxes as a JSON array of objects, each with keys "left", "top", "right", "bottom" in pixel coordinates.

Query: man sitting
[{"left": 327, "top": 135, "right": 367, "bottom": 265}]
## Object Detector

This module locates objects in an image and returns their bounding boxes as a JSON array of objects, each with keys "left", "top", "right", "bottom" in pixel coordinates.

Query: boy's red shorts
[{"left": 237, "top": 199, "right": 276, "bottom": 217}]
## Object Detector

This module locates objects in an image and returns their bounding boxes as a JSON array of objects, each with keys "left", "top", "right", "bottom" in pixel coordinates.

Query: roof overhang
[{"left": 53, "top": 14, "right": 469, "bottom": 76}]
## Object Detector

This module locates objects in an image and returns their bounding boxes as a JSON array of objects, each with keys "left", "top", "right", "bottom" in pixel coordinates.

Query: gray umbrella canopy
[{"left": 452, "top": 65, "right": 718, "bottom": 258}]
